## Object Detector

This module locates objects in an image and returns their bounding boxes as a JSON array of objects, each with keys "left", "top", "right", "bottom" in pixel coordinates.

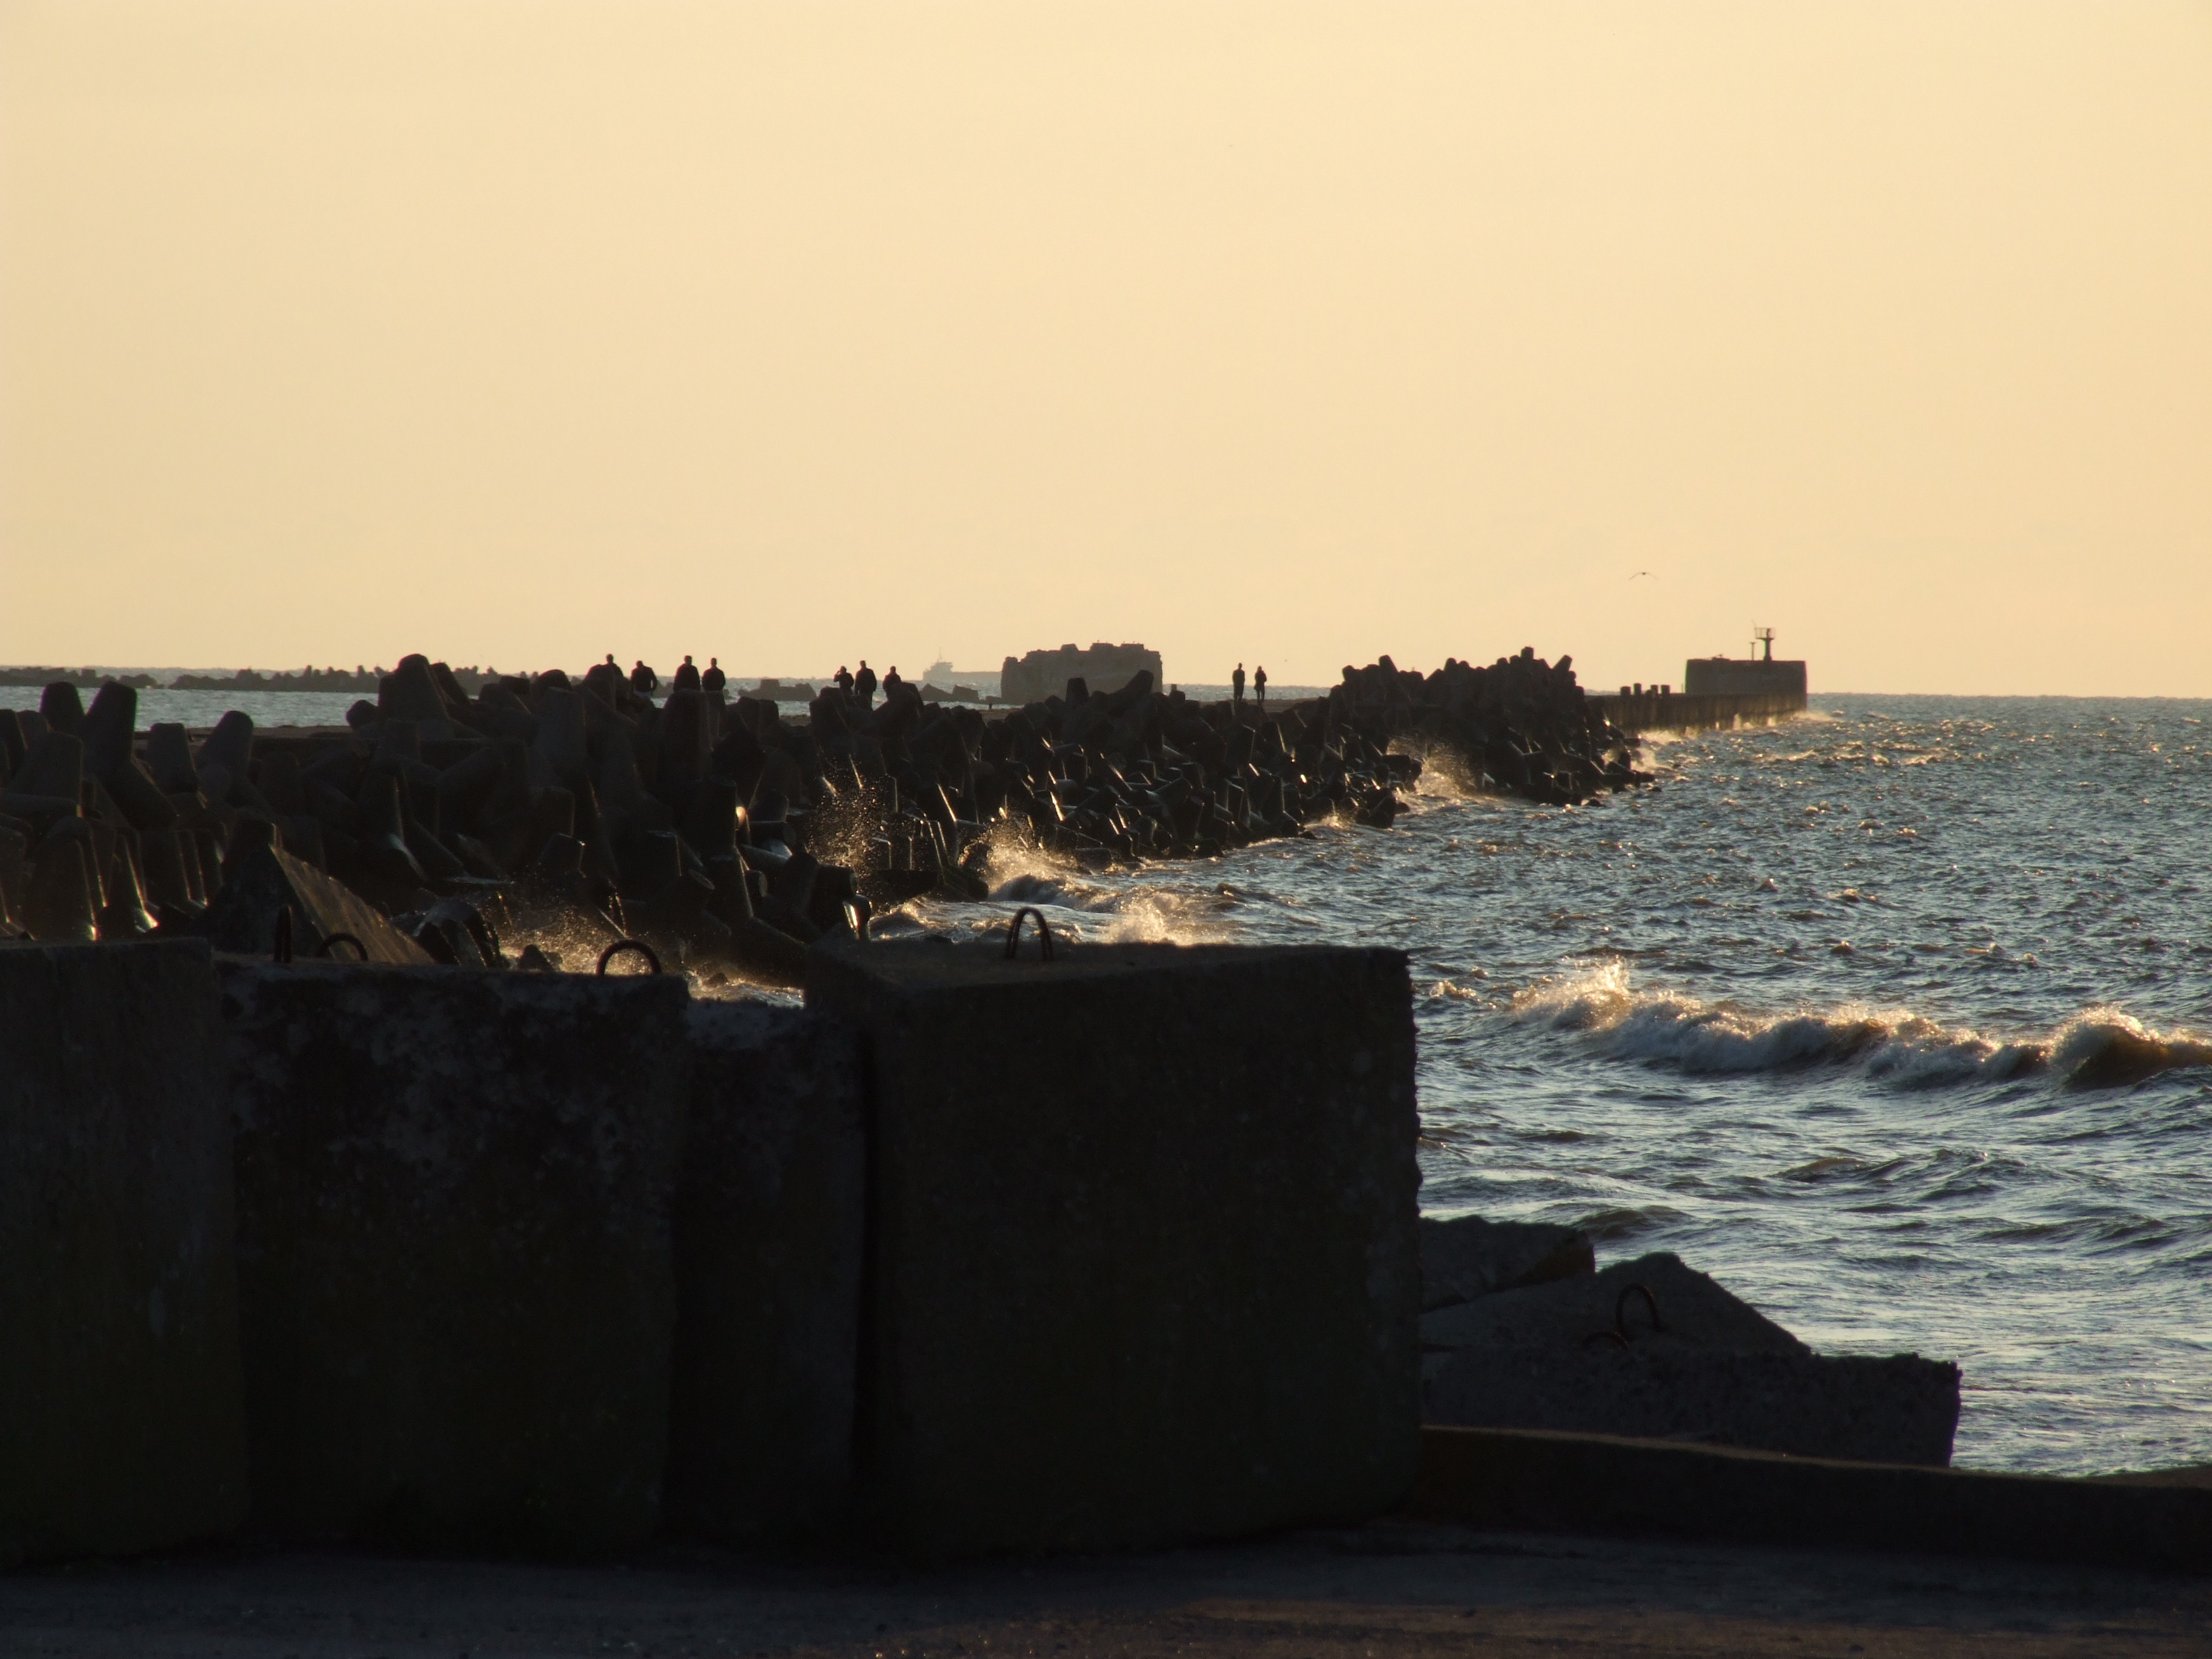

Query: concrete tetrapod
[
  {"left": 0, "top": 941, "right": 249, "bottom": 1563},
  {"left": 221, "top": 962, "right": 690, "bottom": 1554},
  {"left": 806, "top": 939, "right": 1422, "bottom": 1559},
  {"left": 666, "top": 1002, "right": 865, "bottom": 1544},
  {"left": 199, "top": 840, "right": 431, "bottom": 965}
]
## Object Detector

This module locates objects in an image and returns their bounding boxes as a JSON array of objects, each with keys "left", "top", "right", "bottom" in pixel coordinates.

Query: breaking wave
[
  {"left": 1509, "top": 963, "right": 2212, "bottom": 1090},
  {"left": 974, "top": 870, "right": 1235, "bottom": 944}
]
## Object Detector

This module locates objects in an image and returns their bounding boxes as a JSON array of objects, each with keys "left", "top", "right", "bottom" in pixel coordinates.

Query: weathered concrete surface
[
  {"left": 1417, "top": 1254, "right": 1959, "bottom": 1466},
  {"left": 667, "top": 1001, "right": 864, "bottom": 1544},
  {"left": 1410, "top": 1424, "right": 2212, "bottom": 1575},
  {"left": 807, "top": 940, "right": 1422, "bottom": 1558},
  {"left": 1419, "top": 1215, "right": 1592, "bottom": 1311},
  {"left": 0, "top": 941, "right": 249, "bottom": 1561},
  {"left": 221, "top": 963, "right": 690, "bottom": 1554}
]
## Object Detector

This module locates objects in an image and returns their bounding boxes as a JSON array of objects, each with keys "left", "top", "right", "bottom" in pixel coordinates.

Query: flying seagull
[{"left": 1628, "top": 570, "right": 1655, "bottom": 580}]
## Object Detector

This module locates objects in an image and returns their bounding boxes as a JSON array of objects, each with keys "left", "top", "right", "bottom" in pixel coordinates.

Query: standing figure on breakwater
[
  {"left": 1254, "top": 665, "right": 1268, "bottom": 706},
  {"left": 674, "top": 655, "right": 701, "bottom": 693},
  {"left": 883, "top": 665, "right": 905, "bottom": 700},
  {"left": 701, "top": 658, "right": 725, "bottom": 697},
  {"left": 854, "top": 661, "right": 877, "bottom": 708},
  {"left": 630, "top": 659, "right": 659, "bottom": 699},
  {"left": 835, "top": 665, "right": 854, "bottom": 699},
  {"left": 1233, "top": 663, "right": 1246, "bottom": 706}
]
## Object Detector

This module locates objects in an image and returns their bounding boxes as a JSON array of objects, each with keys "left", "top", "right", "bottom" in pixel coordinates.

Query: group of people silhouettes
[
  {"left": 592, "top": 653, "right": 1268, "bottom": 710},
  {"left": 603, "top": 653, "right": 727, "bottom": 703},
  {"left": 829, "top": 661, "right": 911, "bottom": 708}
]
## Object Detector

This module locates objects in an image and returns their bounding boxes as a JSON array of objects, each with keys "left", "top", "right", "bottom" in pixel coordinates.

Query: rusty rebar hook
[{"left": 317, "top": 931, "right": 367, "bottom": 962}]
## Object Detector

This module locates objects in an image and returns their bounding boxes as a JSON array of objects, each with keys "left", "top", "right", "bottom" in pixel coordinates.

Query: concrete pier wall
[
  {"left": 1587, "top": 689, "right": 1806, "bottom": 736},
  {"left": 1, "top": 938, "right": 1423, "bottom": 1563}
]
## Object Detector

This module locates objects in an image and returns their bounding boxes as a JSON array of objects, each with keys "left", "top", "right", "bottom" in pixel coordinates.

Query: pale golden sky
[{"left": 4, "top": 1, "right": 2208, "bottom": 693}]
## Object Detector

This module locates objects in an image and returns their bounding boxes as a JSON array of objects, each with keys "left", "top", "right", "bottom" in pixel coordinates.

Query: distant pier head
[
  {"left": 1593, "top": 628, "right": 1808, "bottom": 735},
  {"left": 1001, "top": 642, "right": 1164, "bottom": 705}
]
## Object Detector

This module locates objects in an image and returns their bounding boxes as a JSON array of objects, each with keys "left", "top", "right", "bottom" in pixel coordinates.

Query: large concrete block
[
  {"left": 221, "top": 963, "right": 690, "bottom": 1553},
  {"left": 1419, "top": 1254, "right": 1958, "bottom": 1467},
  {"left": 805, "top": 940, "right": 1421, "bottom": 1558},
  {"left": 0, "top": 941, "right": 248, "bottom": 1561},
  {"left": 666, "top": 1001, "right": 864, "bottom": 1543}
]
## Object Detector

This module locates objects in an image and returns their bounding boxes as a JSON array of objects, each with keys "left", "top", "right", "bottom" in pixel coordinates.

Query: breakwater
[{"left": 0, "top": 647, "right": 1649, "bottom": 971}]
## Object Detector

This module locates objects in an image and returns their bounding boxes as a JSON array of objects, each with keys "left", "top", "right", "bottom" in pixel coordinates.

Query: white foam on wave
[
  {"left": 1386, "top": 737, "right": 1490, "bottom": 802},
  {"left": 1507, "top": 962, "right": 2212, "bottom": 1089},
  {"left": 984, "top": 869, "right": 1235, "bottom": 944}
]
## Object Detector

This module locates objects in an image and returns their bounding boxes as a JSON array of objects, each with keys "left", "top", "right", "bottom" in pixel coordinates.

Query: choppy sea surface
[{"left": 896, "top": 694, "right": 2212, "bottom": 1477}]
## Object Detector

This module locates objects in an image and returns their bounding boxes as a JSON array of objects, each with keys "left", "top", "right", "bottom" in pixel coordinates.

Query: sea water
[{"left": 895, "top": 694, "right": 2212, "bottom": 1476}]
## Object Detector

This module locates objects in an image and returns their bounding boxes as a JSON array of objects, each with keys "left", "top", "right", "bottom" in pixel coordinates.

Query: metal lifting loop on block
[
  {"left": 317, "top": 932, "right": 368, "bottom": 962},
  {"left": 1615, "top": 1282, "right": 1665, "bottom": 1343},
  {"left": 597, "top": 939, "right": 663, "bottom": 977},
  {"left": 1003, "top": 906, "right": 1055, "bottom": 962}
]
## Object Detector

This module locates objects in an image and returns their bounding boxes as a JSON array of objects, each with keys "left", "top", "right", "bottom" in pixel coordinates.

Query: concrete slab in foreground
[
  {"left": 1409, "top": 1424, "right": 2212, "bottom": 1575},
  {"left": 0, "top": 940, "right": 249, "bottom": 1563},
  {"left": 667, "top": 1000, "right": 865, "bottom": 1544},
  {"left": 807, "top": 939, "right": 1422, "bottom": 1559},
  {"left": 221, "top": 961, "right": 690, "bottom": 1554}
]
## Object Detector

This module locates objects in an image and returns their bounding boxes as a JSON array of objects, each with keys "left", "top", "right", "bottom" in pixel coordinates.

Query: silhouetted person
[
  {"left": 854, "top": 661, "right": 877, "bottom": 707},
  {"left": 701, "top": 657, "right": 726, "bottom": 696},
  {"left": 674, "top": 654, "right": 701, "bottom": 693},
  {"left": 630, "top": 659, "right": 658, "bottom": 699},
  {"left": 1232, "top": 663, "right": 1246, "bottom": 705},
  {"left": 1253, "top": 665, "right": 1268, "bottom": 706},
  {"left": 835, "top": 665, "right": 854, "bottom": 698},
  {"left": 883, "top": 665, "right": 905, "bottom": 699}
]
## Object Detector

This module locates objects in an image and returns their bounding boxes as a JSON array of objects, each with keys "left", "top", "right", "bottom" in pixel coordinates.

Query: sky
[{"left": 3, "top": 1, "right": 2209, "bottom": 694}]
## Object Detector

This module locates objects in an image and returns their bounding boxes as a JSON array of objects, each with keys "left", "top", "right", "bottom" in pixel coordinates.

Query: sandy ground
[{"left": 2, "top": 1520, "right": 2206, "bottom": 1659}]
